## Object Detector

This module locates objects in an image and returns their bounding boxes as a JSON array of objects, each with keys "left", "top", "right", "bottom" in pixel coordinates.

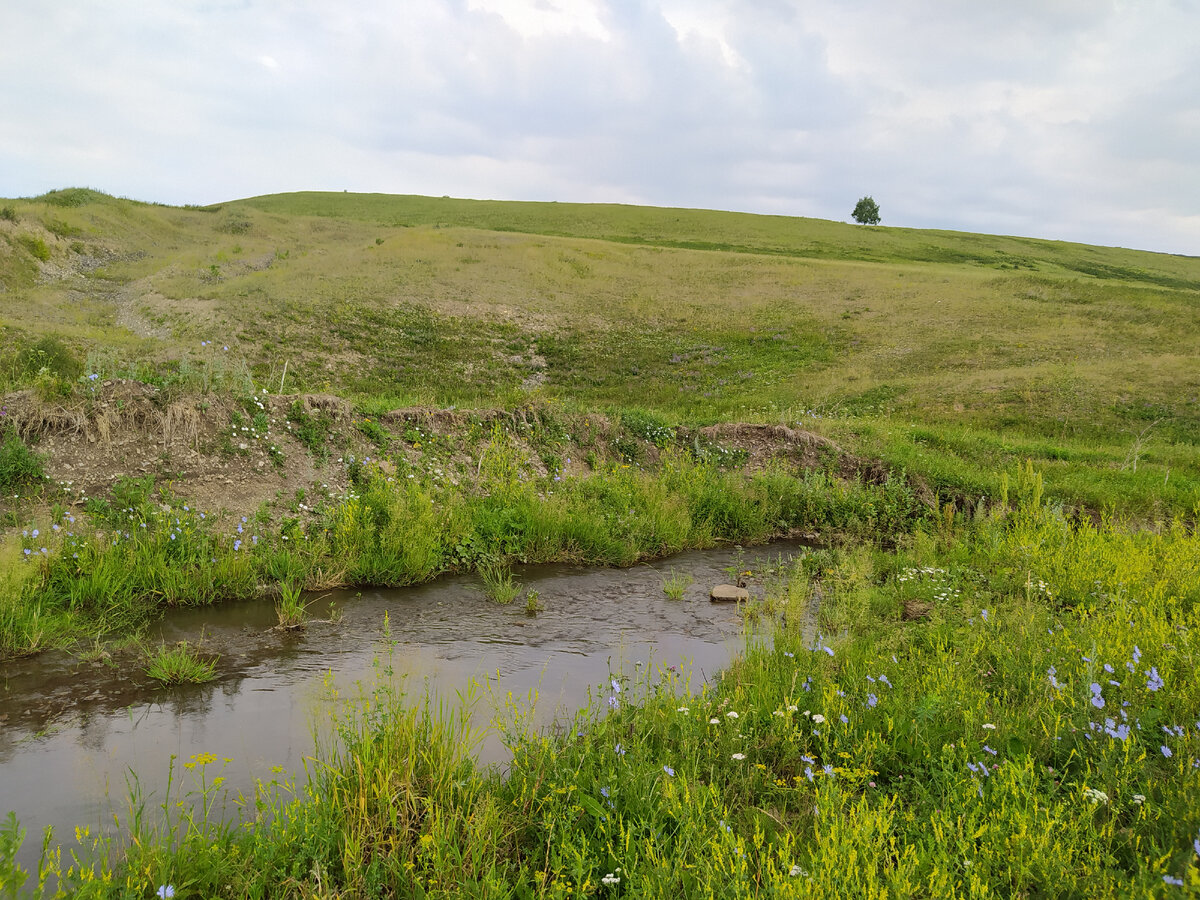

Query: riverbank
[
  {"left": 1, "top": 400, "right": 924, "bottom": 658},
  {"left": 4, "top": 489, "right": 1198, "bottom": 897}
]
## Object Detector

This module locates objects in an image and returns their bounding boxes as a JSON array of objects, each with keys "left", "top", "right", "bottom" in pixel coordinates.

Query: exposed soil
[{"left": 1, "top": 382, "right": 920, "bottom": 527}]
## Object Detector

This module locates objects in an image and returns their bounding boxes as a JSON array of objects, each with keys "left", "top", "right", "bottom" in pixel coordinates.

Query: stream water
[{"left": 0, "top": 541, "right": 808, "bottom": 876}]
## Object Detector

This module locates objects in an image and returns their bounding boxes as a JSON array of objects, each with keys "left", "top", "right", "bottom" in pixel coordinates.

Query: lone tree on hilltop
[{"left": 852, "top": 196, "right": 881, "bottom": 225}]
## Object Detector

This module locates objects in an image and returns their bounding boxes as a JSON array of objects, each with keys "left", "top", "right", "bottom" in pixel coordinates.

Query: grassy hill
[{"left": 2, "top": 187, "right": 1198, "bottom": 514}]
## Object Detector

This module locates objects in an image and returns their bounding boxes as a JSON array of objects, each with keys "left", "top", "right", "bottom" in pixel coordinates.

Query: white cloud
[{"left": 0, "top": 0, "right": 1196, "bottom": 254}]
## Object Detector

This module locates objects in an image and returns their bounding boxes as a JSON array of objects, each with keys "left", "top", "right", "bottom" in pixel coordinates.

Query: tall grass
[
  {"left": 1, "top": 453, "right": 926, "bottom": 658},
  {"left": 6, "top": 490, "right": 1198, "bottom": 896}
]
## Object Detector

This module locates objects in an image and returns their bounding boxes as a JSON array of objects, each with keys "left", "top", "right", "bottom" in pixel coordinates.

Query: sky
[{"left": 1, "top": 0, "right": 1197, "bottom": 255}]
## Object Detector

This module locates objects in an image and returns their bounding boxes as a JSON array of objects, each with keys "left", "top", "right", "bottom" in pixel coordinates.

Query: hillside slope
[{"left": 2, "top": 188, "right": 1198, "bottom": 515}]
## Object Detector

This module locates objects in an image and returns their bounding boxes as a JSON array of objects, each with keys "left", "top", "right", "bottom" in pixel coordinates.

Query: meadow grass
[
  {"left": 2, "top": 190, "right": 1196, "bottom": 478},
  {"left": 5, "top": 492, "right": 1198, "bottom": 897}
]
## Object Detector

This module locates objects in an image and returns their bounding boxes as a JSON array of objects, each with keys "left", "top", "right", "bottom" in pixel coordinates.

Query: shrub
[
  {"left": 17, "top": 336, "right": 82, "bottom": 380},
  {"left": 17, "top": 235, "right": 50, "bottom": 262},
  {"left": 0, "top": 205, "right": 17, "bottom": 223},
  {"left": 0, "top": 428, "right": 45, "bottom": 493}
]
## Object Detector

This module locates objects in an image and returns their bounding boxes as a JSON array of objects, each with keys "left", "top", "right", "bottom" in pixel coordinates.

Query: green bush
[
  {"left": 17, "top": 235, "right": 50, "bottom": 262},
  {"left": 0, "top": 427, "right": 44, "bottom": 492},
  {"left": 17, "top": 336, "right": 81, "bottom": 381},
  {"left": 0, "top": 205, "right": 17, "bottom": 223}
]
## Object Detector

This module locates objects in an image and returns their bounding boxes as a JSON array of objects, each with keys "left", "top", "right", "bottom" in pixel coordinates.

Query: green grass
[
  {"left": 143, "top": 641, "right": 218, "bottom": 684},
  {"left": 0, "top": 449, "right": 926, "bottom": 658},
  {"left": 0, "top": 427, "right": 45, "bottom": 493},
  {"left": 5, "top": 495, "right": 1198, "bottom": 897},
  {"left": 478, "top": 562, "right": 522, "bottom": 605},
  {"left": 0, "top": 187, "right": 1197, "bottom": 896},
  {"left": 661, "top": 568, "right": 692, "bottom": 600}
]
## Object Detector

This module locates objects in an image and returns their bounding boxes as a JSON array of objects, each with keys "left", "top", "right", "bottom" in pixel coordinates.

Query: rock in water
[{"left": 710, "top": 584, "right": 750, "bottom": 603}]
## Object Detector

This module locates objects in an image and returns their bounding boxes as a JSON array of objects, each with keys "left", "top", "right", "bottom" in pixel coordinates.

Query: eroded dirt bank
[{"left": 2, "top": 381, "right": 911, "bottom": 528}]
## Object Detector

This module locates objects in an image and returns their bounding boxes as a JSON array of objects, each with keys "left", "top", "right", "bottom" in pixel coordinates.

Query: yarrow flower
[
  {"left": 1082, "top": 787, "right": 1109, "bottom": 805},
  {"left": 731, "top": 753, "right": 746, "bottom": 760}
]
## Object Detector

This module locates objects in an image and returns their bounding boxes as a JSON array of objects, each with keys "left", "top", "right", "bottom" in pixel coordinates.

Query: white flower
[
  {"left": 1082, "top": 787, "right": 1109, "bottom": 805},
  {"left": 982, "top": 723, "right": 997, "bottom": 730},
  {"left": 789, "top": 865, "right": 808, "bottom": 877},
  {"left": 1132, "top": 793, "right": 1146, "bottom": 805},
  {"left": 812, "top": 714, "right": 826, "bottom": 724},
  {"left": 601, "top": 871, "right": 621, "bottom": 885},
  {"left": 726, "top": 711, "right": 739, "bottom": 719},
  {"left": 787, "top": 705, "right": 798, "bottom": 713},
  {"left": 709, "top": 717, "right": 720, "bottom": 725},
  {"left": 731, "top": 753, "right": 746, "bottom": 760},
  {"left": 772, "top": 710, "right": 786, "bottom": 717},
  {"left": 676, "top": 707, "right": 689, "bottom": 714}
]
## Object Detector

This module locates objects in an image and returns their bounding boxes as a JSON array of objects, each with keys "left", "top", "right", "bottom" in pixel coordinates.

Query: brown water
[{"left": 0, "top": 542, "right": 807, "bottom": 874}]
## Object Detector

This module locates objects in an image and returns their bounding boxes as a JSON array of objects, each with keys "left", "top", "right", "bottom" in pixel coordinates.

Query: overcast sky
[{"left": 2, "top": 1, "right": 1197, "bottom": 255}]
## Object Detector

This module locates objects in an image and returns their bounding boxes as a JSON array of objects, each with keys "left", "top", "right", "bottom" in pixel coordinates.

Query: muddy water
[{"left": 0, "top": 542, "right": 806, "bottom": 873}]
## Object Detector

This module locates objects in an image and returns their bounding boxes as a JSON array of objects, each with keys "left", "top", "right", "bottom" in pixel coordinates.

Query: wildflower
[
  {"left": 1161, "top": 745, "right": 1173, "bottom": 758},
  {"left": 601, "top": 872, "right": 621, "bottom": 886},
  {"left": 879, "top": 674, "right": 892, "bottom": 688},
  {"left": 1163, "top": 875, "right": 1183, "bottom": 886},
  {"left": 822, "top": 765, "right": 834, "bottom": 776},
  {"left": 824, "top": 646, "right": 835, "bottom": 657},
  {"left": 840, "top": 714, "right": 849, "bottom": 724},
  {"left": 726, "top": 711, "right": 739, "bottom": 719},
  {"left": 804, "top": 767, "right": 814, "bottom": 781},
  {"left": 1146, "top": 667, "right": 1164, "bottom": 692},
  {"left": 614, "top": 743, "right": 625, "bottom": 756},
  {"left": 1132, "top": 794, "right": 1145, "bottom": 805},
  {"left": 812, "top": 714, "right": 825, "bottom": 724},
  {"left": 607, "top": 695, "right": 619, "bottom": 710},
  {"left": 983, "top": 745, "right": 997, "bottom": 755},
  {"left": 611, "top": 679, "right": 621, "bottom": 694},
  {"left": 1090, "top": 684, "right": 1105, "bottom": 709},
  {"left": 982, "top": 723, "right": 996, "bottom": 730},
  {"left": 867, "top": 693, "right": 878, "bottom": 708},
  {"left": 156, "top": 887, "right": 176, "bottom": 899},
  {"left": 980, "top": 609, "right": 989, "bottom": 621},
  {"left": 1082, "top": 787, "right": 1109, "bottom": 805},
  {"left": 789, "top": 865, "right": 807, "bottom": 877},
  {"left": 802, "top": 676, "right": 812, "bottom": 691},
  {"left": 709, "top": 717, "right": 720, "bottom": 725},
  {"left": 677, "top": 706, "right": 689, "bottom": 714},
  {"left": 663, "top": 766, "right": 675, "bottom": 776},
  {"left": 600, "top": 787, "right": 609, "bottom": 798},
  {"left": 731, "top": 753, "right": 745, "bottom": 760},
  {"left": 1048, "top": 667, "right": 1061, "bottom": 689}
]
